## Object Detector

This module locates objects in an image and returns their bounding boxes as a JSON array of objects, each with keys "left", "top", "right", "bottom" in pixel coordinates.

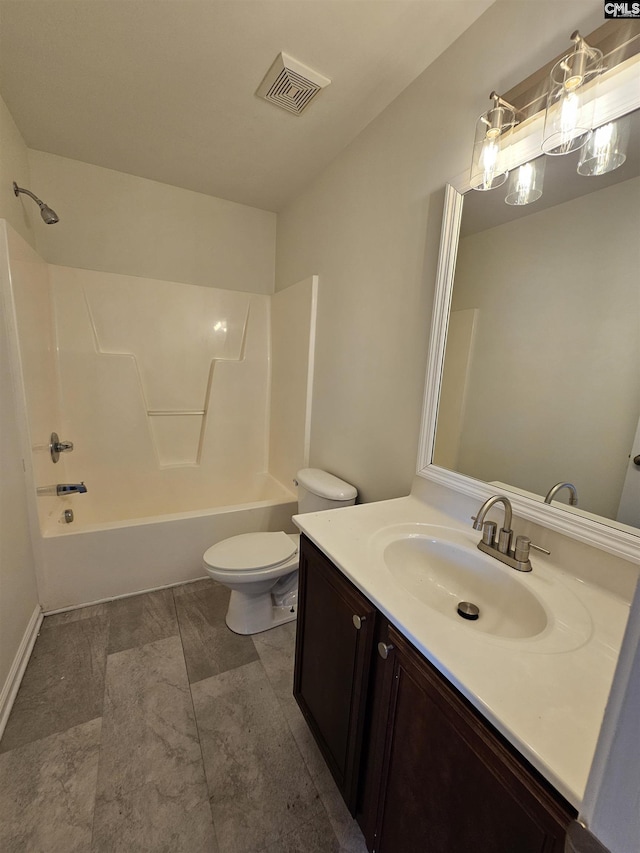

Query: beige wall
[
  {"left": 3, "top": 91, "right": 277, "bottom": 295},
  {"left": 27, "top": 150, "right": 277, "bottom": 294},
  {"left": 0, "top": 93, "right": 36, "bottom": 247},
  {"left": 275, "top": 1, "right": 603, "bottom": 503}
]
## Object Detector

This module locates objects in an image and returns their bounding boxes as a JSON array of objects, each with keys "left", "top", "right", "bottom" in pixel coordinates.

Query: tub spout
[{"left": 56, "top": 483, "right": 87, "bottom": 495}]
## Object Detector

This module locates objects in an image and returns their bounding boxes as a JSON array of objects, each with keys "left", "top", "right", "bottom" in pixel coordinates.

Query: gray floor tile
[
  {"left": 0, "top": 615, "right": 108, "bottom": 753},
  {"left": 255, "top": 625, "right": 368, "bottom": 853},
  {"left": 0, "top": 718, "right": 101, "bottom": 853},
  {"left": 107, "top": 588, "right": 178, "bottom": 654},
  {"left": 175, "top": 583, "right": 259, "bottom": 683},
  {"left": 252, "top": 621, "right": 297, "bottom": 704},
  {"left": 192, "top": 659, "right": 324, "bottom": 852},
  {"left": 91, "top": 636, "right": 217, "bottom": 853},
  {"left": 285, "top": 705, "right": 369, "bottom": 853},
  {"left": 1, "top": 579, "right": 365, "bottom": 853},
  {"left": 44, "top": 602, "right": 109, "bottom": 627},
  {"left": 265, "top": 808, "right": 341, "bottom": 852}
]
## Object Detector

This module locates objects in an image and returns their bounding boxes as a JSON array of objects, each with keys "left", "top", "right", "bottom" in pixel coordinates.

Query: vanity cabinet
[
  {"left": 293, "top": 535, "right": 377, "bottom": 813},
  {"left": 360, "top": 622, "right": 574, "bottom": 853},
  {"left": 294, "top": 536, "right": 576, "bottom": 853}
]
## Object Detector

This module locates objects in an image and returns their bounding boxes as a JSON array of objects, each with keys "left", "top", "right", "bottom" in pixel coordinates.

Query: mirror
[{"left": 419, "top": 75, "right": 640, "bottom": 559}]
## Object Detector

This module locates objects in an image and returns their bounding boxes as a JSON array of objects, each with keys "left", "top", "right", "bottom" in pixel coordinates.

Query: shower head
[
  {"left": 13, "top": 181, "right": 59, "bottom": 224},
  {"left": 40, "top": 203, "right": 59, "bottom": 225}
]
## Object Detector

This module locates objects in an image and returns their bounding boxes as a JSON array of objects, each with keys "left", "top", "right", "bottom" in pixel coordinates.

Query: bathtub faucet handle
[{"left": 50, "top": 432, "right": 74, "bottom": 463}]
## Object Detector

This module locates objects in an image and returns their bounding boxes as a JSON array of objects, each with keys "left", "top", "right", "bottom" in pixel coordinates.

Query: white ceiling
[{"left": 0, "top": 1, "right": 494, "bottom": 212}]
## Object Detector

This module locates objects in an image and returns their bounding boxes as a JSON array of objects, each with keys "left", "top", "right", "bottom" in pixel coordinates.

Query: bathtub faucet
[{"left": 56, "top": 483, "right": 87, "bottom": 495}]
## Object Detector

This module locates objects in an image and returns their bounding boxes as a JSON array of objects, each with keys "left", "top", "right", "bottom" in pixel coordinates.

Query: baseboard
[
  {"left": 42, "top": 575, "right": 211, "bottom": 616},
  {"left": 0, "top": 605, "right": 43, "bottom": 741}
]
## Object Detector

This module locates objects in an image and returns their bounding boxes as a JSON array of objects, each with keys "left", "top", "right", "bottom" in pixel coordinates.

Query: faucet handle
[
  {"left": 481, "top": 520, "right": 496, "bottom": 547},
  {"left": 50, "top": 432, "right": 74, "bottom": 463},
  {"left": 514, "top": 536, "right": 551, "bottom": 562},
  {"left": 497, "top": 527, "right": 513, "bottom": 554}
]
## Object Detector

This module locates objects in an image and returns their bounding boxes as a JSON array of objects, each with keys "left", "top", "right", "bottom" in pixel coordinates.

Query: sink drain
[{"left": 457, "top": 601, "right": 480, "bottom": 621}]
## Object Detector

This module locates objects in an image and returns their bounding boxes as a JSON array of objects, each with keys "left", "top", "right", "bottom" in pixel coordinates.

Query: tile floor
[{"left": 0, "top": 579, "right": 369, "bottom": 853}]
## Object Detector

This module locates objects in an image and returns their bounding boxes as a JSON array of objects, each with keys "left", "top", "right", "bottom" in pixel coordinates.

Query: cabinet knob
[
  {"left": 352, "top": 614, "right": 366, "bottom": 630},
  {"left": 378, "top": 642, "right": 394, "bottom": 660}
]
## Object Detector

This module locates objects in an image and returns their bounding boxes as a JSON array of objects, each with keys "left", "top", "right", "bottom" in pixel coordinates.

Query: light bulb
[
  {"left": 480, "top": 138, "right": 500, "bottom": 188},
  {"left": 559, "top": 92, "right": 579, "bottom": 139}
]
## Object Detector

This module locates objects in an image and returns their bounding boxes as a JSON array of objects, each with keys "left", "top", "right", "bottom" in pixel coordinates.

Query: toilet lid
[{"left": 203, "top": 531, "right": 298, "bottom": 572}]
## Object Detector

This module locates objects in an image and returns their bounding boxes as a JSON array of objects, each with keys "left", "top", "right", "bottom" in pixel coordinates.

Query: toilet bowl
[
  {"left": 203, "top": 531, "right": 300, "bottom": 635},
  {"left": 202, "top": 469, "right": 357, "bottom": 634}
]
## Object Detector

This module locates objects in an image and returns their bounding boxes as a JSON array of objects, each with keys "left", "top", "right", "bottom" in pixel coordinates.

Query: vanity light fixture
[
  {"left": 542, "top": 31, "right": 603, "bottom": 156},
  {"left": 470, "top": 91, "right": 517, "bottom": 191},
  {"left": 505, "top": 158, "right": 546, "bottom": 206},
  {"left": 577, "top": 114, "right": 631, "bottom": 176}
]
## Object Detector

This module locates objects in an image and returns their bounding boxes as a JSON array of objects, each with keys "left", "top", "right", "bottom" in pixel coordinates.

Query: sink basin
[
  {"left": 368, "top": 522, "right": 593, "bottom": 652},
  {"left": 382, "top": 534, "right": 548, "bottom": 639}
]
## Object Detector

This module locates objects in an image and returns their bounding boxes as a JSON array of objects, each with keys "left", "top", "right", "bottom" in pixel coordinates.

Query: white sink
[
  {"left": 383, "top": 535, "right": 547, "bottom": 638},
  {"left": 369, "top": 523, "right": 592, "bottom": 652}
]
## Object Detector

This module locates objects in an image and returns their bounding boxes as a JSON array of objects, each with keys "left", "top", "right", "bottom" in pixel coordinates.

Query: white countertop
[{"left": 293, "top": 494, "right": 631, "bottom": 809}]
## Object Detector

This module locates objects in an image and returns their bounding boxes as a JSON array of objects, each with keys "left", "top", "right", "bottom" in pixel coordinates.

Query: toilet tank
[{"left": 296, "top": 468, "right": 357, "bottom": 514}]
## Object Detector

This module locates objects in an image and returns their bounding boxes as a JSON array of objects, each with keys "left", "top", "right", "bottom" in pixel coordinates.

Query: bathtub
[{"left": 38, "top": 473, "right": 297, "bottom": 612}]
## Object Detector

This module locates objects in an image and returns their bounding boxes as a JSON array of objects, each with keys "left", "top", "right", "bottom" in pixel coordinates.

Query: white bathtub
[{"left": 38, "top": 473, "right": 297, "bottom": 612}]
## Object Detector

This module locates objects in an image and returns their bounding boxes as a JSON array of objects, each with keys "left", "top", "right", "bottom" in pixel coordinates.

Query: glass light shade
[
  {"left": 505, "top": 158, "right": 546, "bottom": 206},
  {"left": 577, "top": 115, "right": 631, "bottom": 176},
  {"left": 470, "top": 103, "right": 515, "bottom": 191},
  {"left": 542, "top": 45, "right": 603, "bottom": 155}
]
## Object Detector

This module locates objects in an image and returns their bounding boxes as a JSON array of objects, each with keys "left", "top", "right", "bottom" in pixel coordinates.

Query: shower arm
[{"left": 13, "top": 182, "right": 46, "bottom": 207}]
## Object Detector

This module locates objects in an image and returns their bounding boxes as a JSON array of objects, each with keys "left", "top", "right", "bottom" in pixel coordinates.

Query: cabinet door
[
  {"left": 294, "top": 536, "right": 376, "bottom": 813},
  {"left": 370, "top": 624, "right": 574, "bottom": 853}
]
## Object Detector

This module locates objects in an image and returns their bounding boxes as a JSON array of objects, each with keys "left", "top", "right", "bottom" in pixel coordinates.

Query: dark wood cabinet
[
  {"left": 294, "top": 535, "right": 576, "bottom": 852},
  {"left": 293, "top": 536, "right": 377, "bottom": 813},
  {"left": 361, "top": 622, "right": 574, "bottom": 853}
]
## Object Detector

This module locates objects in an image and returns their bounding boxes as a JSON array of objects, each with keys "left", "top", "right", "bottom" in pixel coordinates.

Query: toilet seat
[{"left": 203, "top": 531, "right": 298, "bottom": 573}]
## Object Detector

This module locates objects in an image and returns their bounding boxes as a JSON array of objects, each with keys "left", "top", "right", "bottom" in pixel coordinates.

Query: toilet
[{"left": 203, "top": 468, "right": 357, "bottom": 635}]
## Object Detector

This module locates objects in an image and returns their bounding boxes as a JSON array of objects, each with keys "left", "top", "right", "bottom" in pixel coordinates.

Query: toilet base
[{"left": 225, "top": 587, "right": 297, "bottom": 635}]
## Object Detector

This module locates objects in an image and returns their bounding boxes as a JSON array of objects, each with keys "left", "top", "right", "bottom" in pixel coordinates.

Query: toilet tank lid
[{"left": 296, "top": 468, "right": 357, "bottom": 501}]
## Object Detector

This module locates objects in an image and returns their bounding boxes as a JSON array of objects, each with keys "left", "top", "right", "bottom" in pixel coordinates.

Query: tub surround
[
  {"left": 49, "top": 265, "right": 272, "bottom": 521},
  {"left": 293, "top": 478, "right": 637, "bottom": 808},
  {"left": 0, "top": 219, "right": 321, "bottom": 612}
]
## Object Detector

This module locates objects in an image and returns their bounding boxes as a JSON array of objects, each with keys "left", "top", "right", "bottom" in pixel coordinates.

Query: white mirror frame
[{"left": 418, "top": 56, "right": 640, "bottom": 565}]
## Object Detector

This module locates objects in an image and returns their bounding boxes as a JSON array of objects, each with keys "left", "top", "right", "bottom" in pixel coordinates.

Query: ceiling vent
[{"left": 256, "top": 52, "right": 330, "bottom": 116}]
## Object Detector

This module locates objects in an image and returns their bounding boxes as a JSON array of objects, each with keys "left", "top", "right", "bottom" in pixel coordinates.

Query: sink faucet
[
  {"left": 472, "top": 494, "right": 549, "bottom": 572},
  {"left": 473, "top": 495, "right": 513, "bottom": 554},
  {"left": 544, "top": 482, "right": 578, "bottom": 506}
]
